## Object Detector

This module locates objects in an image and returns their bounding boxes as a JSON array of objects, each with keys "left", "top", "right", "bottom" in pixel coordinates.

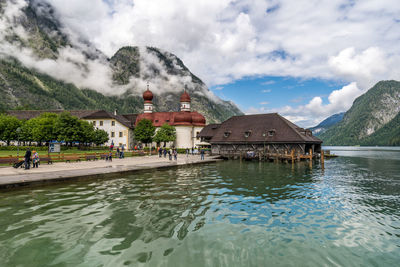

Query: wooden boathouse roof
[{"left": 199, "top": 113, "right": 322, "bottom": 144}]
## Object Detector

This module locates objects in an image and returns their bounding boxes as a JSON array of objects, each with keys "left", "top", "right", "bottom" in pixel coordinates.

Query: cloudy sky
[{"left": 19, "top": 0, "right": 400, "bottom": 126}]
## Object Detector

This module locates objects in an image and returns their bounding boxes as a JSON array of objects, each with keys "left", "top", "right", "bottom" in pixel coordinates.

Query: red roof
[
  {"left": 143, "top": 89, "right": 153, "bottom": 103},
  {"left": 180, "top": 91, "right": 191, "bottom": 102},
  {"left": 135, "top": 111, "right": 205, "bottom": 127}
]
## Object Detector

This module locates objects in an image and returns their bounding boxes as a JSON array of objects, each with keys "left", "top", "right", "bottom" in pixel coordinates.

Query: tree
[
  {"left": 93, "top": 129, "right": 109, "bottom": 146},
  {"left": 153, "top": 123, "right": 176, "bottom": 147},
  {"left": 0, "top": 114, "right": 22, "bottom": 145},
  {"left": 55, "top": 112, "right": 83, "bottom": 146},
  {"left": 134, "top": 119, "right": 155, "bottom": 146},
  {"left": 27, "top": 113, "right": 59, "bottom": 145}
]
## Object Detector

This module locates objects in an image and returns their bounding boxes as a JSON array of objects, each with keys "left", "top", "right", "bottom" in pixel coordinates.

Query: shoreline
[{"left": 0, "top": 155, "right": 222, "bottom": 190}]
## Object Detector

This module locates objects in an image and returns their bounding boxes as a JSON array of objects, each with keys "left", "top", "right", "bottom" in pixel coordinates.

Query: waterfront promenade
[{"left": 0, "top": 155, "right": 220, "bottom": 188}]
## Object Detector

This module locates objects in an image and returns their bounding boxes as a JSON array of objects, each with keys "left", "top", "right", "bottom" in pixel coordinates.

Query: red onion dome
[
  {"left": 180, "top": 91, "right": 191, "bottom": 102},
  {"left": 192, "top": 113, "right": 206, "bottom": 125},
  {"left": 143, "top": 89, "right": 153, "bottom": 103},
  {"left": 175, "top": 111, "right": 192, "bottom": 124}
]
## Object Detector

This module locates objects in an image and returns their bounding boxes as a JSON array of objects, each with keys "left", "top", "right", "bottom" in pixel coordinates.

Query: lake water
[{"left": 0, "top": 147, "right": 400, "bottom": 266}]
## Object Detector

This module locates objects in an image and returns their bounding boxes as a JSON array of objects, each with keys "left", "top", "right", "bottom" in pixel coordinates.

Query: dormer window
[
  {"left": 268, "top": 129, "right": 276, "bottom": 136},
  {"left": 224, "top": 131, "right": 231, "bottom": 138},
  {"left": 244, "top": 130, "right": 252, "bottom": 138}
]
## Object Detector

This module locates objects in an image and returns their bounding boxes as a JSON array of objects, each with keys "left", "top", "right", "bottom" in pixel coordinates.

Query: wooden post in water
[
  {"left": 309, "top": 148, "right": 313, "bottom": 160},
  {"left": 321, "top": 150, "right": 325, "bottom": 168},
  {"left": 291, "top": 149, "right": 295, "bottom": 163}
]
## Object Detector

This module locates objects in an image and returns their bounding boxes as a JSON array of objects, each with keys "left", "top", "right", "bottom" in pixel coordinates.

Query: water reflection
[{"left": 0, "top": 155, "right": 399, "bottom": 266}]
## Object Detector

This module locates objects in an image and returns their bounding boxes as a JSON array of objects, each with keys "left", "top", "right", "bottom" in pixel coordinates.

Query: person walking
[
  {"left": 186, "top": 148, "right": 189, "bottom": 157},
  {"left": 24, "top": 148, "right": 31, "bottom": 170},
  {"left": 168, "top": 148, "right": 172, "bottom": 160},
  {"left": 32, "top": 150, "right": 40, "bottom": 168},
  {"left": 163, "top": 148, "right": 167, "bottom": 158},
  {"left": 191, "top": 147, "right": 194, "bottom": 155},
  {"left": 200, "top": 149, "right": 205, "bottom": 160},
  {"left": 121, "top": 145, "right": 125, "bottom": 158},
  {"left": 173, "top": 149, "right": 178, "bottom": 161},
  {"left": 116, "top": 147, "right": 120, "bottom": 158},
  {"left": 159, "top": 147, "right": 163, "bottom": 157}
]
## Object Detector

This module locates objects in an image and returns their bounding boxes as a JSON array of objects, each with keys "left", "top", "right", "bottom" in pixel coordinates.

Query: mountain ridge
[{"left": 319, "top": 80, "right": 400, "bottom": 145}]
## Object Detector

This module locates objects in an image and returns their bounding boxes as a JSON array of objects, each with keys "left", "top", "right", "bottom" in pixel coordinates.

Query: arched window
[{"left": 244, "top": 130, "right": 252, "bottom": 138}]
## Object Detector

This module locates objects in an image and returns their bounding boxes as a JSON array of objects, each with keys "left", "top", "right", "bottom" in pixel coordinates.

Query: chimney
[{"left": 114, "top": 109, "right": 117, "bottom": 115}]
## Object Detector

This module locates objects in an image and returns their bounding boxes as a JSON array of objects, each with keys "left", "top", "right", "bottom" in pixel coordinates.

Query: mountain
[
  {"left": 319, "top": 80, "right": 400, "bottom": 146},
  {"left": 0, "top": 0, "right": 242, "bottom": 123},
  {"left": 309, "top": 112, "right": 344, "bottom": 136}
]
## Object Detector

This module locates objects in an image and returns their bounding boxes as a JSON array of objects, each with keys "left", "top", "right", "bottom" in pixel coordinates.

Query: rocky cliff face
[
  {"left": 0, "top": 0, "right": 242, "bottom": 123},
  {"left": 320, "top": 80, "right": 400, "bottom": 145}
]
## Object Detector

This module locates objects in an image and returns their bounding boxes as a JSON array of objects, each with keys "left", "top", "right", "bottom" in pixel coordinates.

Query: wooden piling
[{"left": 321, "top": 150, "right": 325, "bottom": 169}]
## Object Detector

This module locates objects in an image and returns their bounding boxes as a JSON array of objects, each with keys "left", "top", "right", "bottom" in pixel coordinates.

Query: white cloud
[
  {"left": 261, "top": 80, "right": 275, "bottom": 86},
  {"left": 259, "top": 101, "right": 269, "bottom": 105},
  {"left": 39, "top": 0, "right": 400, "bottom": 88},
  {"left": 248, "top": 82, "right": 363, "bottom": 127},
  {"left": 261, "top": 89, "right": 272, "bottom": 93}
]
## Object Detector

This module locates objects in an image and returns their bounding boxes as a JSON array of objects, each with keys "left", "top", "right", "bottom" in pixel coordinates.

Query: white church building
[{"left": 134, "top": 87, "right": 206, "bottom": 148}]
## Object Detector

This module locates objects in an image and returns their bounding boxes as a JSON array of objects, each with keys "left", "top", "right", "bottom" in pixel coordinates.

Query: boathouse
[{"left": 199, "top": 113, "right": 322, "bottom": 159}]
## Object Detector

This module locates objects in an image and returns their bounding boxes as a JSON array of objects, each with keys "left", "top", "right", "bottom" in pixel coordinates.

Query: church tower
[
  {"left": 180, "top": 90, "right": 191, "bottom": 112},
  {"left": 143, "top": 84, "right": 153, "bottom": 113}
]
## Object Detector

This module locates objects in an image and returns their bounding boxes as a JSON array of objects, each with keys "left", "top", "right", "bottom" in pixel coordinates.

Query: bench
[
  {"left": 40, "top": 157, "right": 53, "bottom": 164},
  {"left": 85, "top": 155, "right": 97, "bottom": 161},
  {"left": 0, "top": 157, "right": 19, "bottom": 165},
  {"left": 64, "top": 156, "right": 81, "bottom": 162}
]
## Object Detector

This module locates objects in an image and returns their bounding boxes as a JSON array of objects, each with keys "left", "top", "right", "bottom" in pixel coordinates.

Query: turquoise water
[{"left": 0, "top": 147, "right": 400, "bottom": 266}]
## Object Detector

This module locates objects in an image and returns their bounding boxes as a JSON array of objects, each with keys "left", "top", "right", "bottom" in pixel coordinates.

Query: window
[
  {"left": 92, "top": 121, "right": 96, "bottom": 126},
  {"left": 119, "top": 132, "right": 123, "bottom": 137},
  {"left": 111, "top": 132, "right": 115, "bottom": 137},
  {"left": 224, "top": 131, "right": 231, "bottom": 138},
  {"left": 196, "top": 131, "right": 200, "bottom": 140},
  {"left": 244, "top": 130, "right": 252, "bottom": 138},
  {"left": 268, "top": 130, "right": 276, "bottom": 137},
  {"left": 111, "top": 121, "right": 115, "bottom": 126},
  {"left": 100, "top": 121, "right": 103, "bottom": 126}
]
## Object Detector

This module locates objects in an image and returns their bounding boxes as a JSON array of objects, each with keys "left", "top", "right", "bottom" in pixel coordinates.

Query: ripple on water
[{"left": 0, "top": 159, "right": 400, "bottom": 266}]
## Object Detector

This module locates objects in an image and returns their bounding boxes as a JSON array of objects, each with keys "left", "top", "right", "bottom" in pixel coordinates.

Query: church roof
[
  {"left": 134, "top": 111, "right": 206, "bottom": 127},
  {"left": 200, "top": 113, "right": 322, "bottom": 144}
]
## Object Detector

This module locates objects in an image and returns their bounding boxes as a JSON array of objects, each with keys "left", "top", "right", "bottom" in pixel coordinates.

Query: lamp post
[{"left": 16, "top": 127, "right": 21, "bottom": 159}]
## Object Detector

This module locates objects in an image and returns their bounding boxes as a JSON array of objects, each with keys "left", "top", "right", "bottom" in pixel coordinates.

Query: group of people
[
  {"left": 158, "top": 147, "right": 178, "bottom": 160},
  {"left": 157, "top": 147, "right": 207, "bottom": 160},
  {"left": 23, "top": 148, "right": 40, "bottom": 170}
]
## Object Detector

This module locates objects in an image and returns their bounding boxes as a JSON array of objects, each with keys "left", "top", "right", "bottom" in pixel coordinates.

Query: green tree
[
  {"left": 55, "top": 112, "right": 83, "bottom": 146},
  {"left": 0, "top": 114, "right": 22, "bottom": 145},
  {"left": 153, "top": 123, "right": 176, "bottom": 147},
  {"left": 27, "top": 113, "right": 59, "bottom": 145},
  {"left": 93, "top": 128, "right": 109, "bottom": 146},
  {"left": 134, "top": 119, "right": 155, "bottom": 146}
]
